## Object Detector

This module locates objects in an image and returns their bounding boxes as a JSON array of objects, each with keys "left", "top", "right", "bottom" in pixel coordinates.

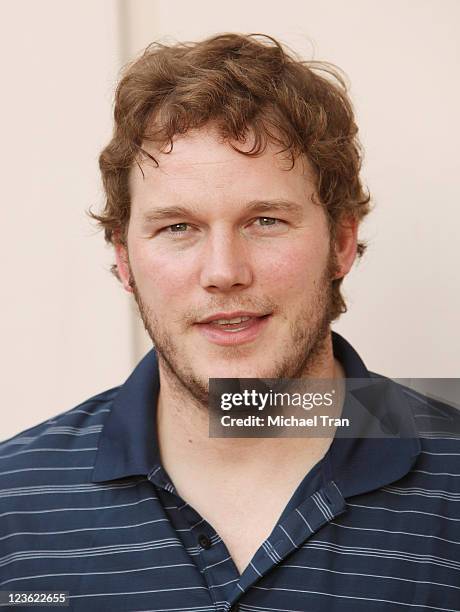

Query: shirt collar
[
  {"left": 92, "top": 332, "right": 421, "bottom": 494},
  {"left": 92, "top": 347, "right": 161, "bottom": 482},
  {"left": 329, "top": 332, "right": 421, "bottom": 497}
]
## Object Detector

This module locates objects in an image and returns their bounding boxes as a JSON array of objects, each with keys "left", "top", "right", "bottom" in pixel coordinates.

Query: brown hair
[{"left": 90, "top": 32, "right": 370, "bottom": 320}]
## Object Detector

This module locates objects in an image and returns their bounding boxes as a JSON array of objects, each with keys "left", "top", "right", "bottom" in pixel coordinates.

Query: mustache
[
  {"left": 185, "top": 301, "right": 278, "bottom": 325},
  {"left": 128, "top": 273, "right": 277, "bottom": 325}
]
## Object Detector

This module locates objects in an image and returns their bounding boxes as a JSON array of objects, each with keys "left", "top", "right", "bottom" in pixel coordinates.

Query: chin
[{"left": 206, "top": 360, "right": 267, "bottom": 380}]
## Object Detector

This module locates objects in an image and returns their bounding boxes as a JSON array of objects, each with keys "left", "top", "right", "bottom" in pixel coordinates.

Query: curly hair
[{"left": 90, "top": 32, "right": 371, "bottom": 320}]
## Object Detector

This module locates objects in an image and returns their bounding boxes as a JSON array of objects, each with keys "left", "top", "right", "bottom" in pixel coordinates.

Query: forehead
[{"left": 128, "top": 125, "right": 316, "bottom": 210}]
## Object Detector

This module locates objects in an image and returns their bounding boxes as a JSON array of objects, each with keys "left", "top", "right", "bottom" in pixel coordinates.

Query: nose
[{"left": 199, "top": 226, "right": 253, "bottom": 292}]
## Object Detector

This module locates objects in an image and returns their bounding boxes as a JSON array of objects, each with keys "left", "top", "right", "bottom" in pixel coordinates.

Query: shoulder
[
  {"left": 370, "top": 373, "right": 460, "bottom": 479},
  {"left": 390, "top": 377, "right": 460, "bottom": 445},
  {"left": 0, "top": 386, "right": 120, "bottom": 471},
  {"left": 369, "top": 372, "right": 460, "bottom": 431},
  {"left": 405, "top": 384, "right": 460, "bottom": 480},
  {"left": 0, "top": 386, "right": 124, "bottom": 584}
]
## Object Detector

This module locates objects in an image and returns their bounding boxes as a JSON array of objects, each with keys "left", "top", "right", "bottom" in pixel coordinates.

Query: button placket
[{"left": 198, "top": 533, "right": 212, "bottom": 550}]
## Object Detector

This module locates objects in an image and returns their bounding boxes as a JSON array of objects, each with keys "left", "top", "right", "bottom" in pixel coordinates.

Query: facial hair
[{"left": 128, "top": 249, "right": 338, "bottom": 409}]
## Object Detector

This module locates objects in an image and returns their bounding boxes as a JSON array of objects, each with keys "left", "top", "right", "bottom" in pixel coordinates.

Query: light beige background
[{"left": 1, "top": 0, "right": 459, "bottom": 440}]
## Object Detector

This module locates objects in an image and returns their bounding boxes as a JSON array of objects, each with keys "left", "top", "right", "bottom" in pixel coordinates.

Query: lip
[
  {"left": 195, "top": 314, "right": 271, "bottom": 346},
  {"left": 197, "top": 311, "right": 269, "bottom": 324}
]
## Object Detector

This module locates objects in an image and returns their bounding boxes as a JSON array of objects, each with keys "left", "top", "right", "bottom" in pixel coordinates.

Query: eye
[
  {"left": 255, "top": 217, "right": 284, "bottom": 227},
  {"left": 259, "top": 217, "right": 275, "bottom": 225},
  {"left": 165, "top": 223, "right": 189, "bottom": 234}
]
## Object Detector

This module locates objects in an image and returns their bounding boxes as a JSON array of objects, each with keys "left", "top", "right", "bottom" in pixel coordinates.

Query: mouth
[{"left": 195, "top": 314, "right": 271, "bottom": 346}]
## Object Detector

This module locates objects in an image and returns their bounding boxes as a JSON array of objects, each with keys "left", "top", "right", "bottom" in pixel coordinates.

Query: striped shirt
[{"left": 1, "top": 332, "right": 459, "bottom": 611}]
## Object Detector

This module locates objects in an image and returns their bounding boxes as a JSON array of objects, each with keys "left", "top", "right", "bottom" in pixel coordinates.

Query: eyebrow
[{"left": 141, "top": 199, "right": 305, "bottom": 223}]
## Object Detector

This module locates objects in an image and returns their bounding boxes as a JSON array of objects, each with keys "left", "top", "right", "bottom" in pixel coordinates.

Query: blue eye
[
  {"left": 167, "top": 223, "right": 189, "bottom": 233},
  {"left": 257, "top": 217, "right": 278, "bottom": 226}
]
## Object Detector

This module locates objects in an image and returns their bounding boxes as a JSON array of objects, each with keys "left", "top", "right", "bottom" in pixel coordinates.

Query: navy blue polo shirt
[{"left": 1, "top": 332, "right": 460, "bottom": 611}]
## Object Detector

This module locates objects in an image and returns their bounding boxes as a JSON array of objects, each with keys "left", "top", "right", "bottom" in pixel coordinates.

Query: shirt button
[{"left": 198, "top": 534, "right": 212, "bottom": 549}]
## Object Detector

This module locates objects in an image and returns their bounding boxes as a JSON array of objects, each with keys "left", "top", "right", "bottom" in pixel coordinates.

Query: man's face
[{"left": 116, "top": 125, "right": 356, "bottom": 404}]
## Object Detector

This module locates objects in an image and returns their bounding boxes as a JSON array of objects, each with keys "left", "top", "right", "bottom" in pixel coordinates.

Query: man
[{"left": 0, "top": 33, "right": 459, "bottom": 611}]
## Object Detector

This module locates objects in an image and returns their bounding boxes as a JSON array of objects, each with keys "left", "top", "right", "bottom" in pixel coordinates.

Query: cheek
[
  {"left": 130, "top": 244, "right": 194, "bottom": 301},
  {"left": 256, "top": 239, "right": 329, "bottom": 295}
]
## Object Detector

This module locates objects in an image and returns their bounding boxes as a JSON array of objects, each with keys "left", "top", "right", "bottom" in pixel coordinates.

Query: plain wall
[
  {"left": 1, "top": 0, "right": 459, "bottom": 440},
  {"left": 0, "top": 0, "right": 135, "bottom": 439}
]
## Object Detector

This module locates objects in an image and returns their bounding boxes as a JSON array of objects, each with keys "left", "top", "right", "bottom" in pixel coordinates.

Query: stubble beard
[{"left": 128, "top": 252, "right": 338, "bottom": 409}]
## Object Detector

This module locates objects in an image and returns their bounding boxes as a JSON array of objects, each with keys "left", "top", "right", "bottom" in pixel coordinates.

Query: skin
[{"left": 114, "top": 125, "right": 358, "bottom": 548}]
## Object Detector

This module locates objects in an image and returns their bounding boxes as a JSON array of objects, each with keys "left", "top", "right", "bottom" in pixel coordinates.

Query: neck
[{"left": 156, "top": 332, "right": 345, "bottom": 470}]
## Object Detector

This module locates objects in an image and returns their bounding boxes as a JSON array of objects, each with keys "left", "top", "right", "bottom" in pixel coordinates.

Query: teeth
[{"left": 214, "top": 316, "right": 251, "bottom": 325}]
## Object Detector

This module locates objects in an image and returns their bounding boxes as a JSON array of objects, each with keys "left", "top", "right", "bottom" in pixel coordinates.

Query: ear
[
  {"left": 332, "top": 216, "right": 359, "bottom": 279},
  {"left": 113, "top": 234, "right": 134, "bottom": 293}
]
